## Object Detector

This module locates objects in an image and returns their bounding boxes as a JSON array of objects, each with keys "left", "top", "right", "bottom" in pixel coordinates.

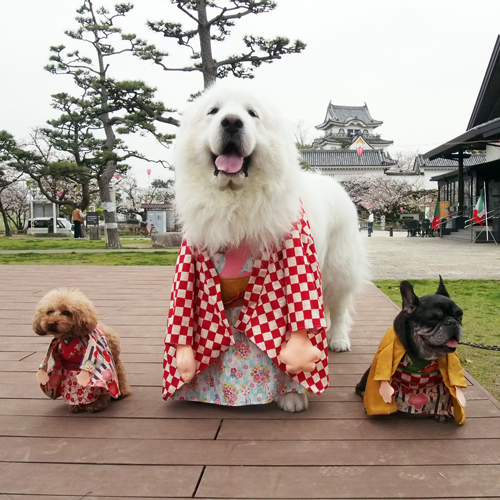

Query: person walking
[
  {"left": 72, "top": 207, "right": 84, "bottom": 239},
  {"left": 368, "top": 211, "right": 374, "bottom": 235}
]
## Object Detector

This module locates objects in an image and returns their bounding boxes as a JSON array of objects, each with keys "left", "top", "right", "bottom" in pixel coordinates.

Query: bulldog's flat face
[{"left": 396, "top": 279, "right": 463, "bottom": 360}]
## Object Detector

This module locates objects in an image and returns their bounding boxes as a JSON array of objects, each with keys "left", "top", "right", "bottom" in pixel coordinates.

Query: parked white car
[{"left": 25, "top": 217, "right": 74, "bottom": 235}]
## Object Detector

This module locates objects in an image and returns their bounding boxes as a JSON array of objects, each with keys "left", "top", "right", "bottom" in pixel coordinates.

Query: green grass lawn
[
  {"left": 0, "top": 251, "right": 178, "bottom": 266},
  {"left": 0, "top": 236, "right": 150, "bottom": 250},
  {"left": 375, "top": 279, "right": 500, "bottom": 401}
]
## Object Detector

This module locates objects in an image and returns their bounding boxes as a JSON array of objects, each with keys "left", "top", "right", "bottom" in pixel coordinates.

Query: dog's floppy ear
[
  {"left": 400, "top": 280, "right": 419, "bottom": 315},
  {"left": 435, "top": 275, "right": 450, "bottom": 298},
  {"left": 73, "top": 307, "right": 98, "bottom": 336},
  {"left": 32, "top": 309, "right": 46, "bottom": 336},
  {"left": 70, "top": 294, "right": 99, "bottom": 337}
]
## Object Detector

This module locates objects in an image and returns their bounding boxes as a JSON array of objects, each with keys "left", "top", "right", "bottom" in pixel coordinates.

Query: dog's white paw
[
  {"left": 276, "top": 392, "right": 309, "bottom": 413},
  {"left": 329, "top": 337, "right": 351, "bottom": 352}
]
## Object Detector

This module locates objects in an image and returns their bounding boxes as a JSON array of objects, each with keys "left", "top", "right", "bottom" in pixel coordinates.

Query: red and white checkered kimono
[{"left": 162, "top": 208, "right": 329, "bottom": 400}]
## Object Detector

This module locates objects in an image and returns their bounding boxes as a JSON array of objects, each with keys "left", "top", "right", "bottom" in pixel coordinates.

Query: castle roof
[
  {"left": 300, "top": 149, "right": 396, "bottom": 168},
  {"left": 316, "top": 103, "right": 383, "bottom": 130},
  {"left": 312, "top": 135, "right": 393, "bottom": 148}
]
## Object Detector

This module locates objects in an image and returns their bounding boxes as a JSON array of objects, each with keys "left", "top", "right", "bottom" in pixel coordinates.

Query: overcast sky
[{"left": 1, "top": 0, "right": 499, "bottom": 186}]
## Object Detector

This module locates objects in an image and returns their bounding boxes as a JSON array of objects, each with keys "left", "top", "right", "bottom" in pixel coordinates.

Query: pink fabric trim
[{"left": 218, "top": 243, "right": 252, "bottom": 278}]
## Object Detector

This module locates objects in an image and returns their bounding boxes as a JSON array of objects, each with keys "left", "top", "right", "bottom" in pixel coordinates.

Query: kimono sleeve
[
  {"left": 283, "top": 214, "right": 327, "bottom": 333},
  {"left": 165, "top": 239, "right": 196, "bottom": 346}
]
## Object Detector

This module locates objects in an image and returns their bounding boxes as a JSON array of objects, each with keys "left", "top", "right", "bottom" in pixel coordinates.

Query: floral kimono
[
  {"left": 163, "top": 208, "right": 329, "bottom": 405},
  {"left": 363, "top": 326, "right": 467, "bottom": 425},
  {"left": 39, "top": 325, "right": 120, "bottom": 405}
]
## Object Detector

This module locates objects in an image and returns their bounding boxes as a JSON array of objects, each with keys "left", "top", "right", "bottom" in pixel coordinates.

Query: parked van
[{"left": 25, "top": 218, "right": 74, "bottom": 235}]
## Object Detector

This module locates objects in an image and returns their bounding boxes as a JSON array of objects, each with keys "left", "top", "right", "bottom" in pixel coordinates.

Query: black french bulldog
[{"left": 355, "top": 276, "right": 463, "bottom": 398}]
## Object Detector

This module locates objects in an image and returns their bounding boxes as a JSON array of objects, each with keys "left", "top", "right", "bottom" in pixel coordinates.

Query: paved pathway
[
  {"left": 2, "top": 231, "right": 499, "bottom": 280},
  {"left": 366, "top": 230, "right": 500, "bottom": 280}
]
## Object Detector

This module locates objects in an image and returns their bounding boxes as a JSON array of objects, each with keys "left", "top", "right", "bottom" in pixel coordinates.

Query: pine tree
[
  {"left": 146, "top": 0, "right": 306, "bottom": 88},
  {"left": 45, "top": 1, "right": 176, "bottom": 248}
]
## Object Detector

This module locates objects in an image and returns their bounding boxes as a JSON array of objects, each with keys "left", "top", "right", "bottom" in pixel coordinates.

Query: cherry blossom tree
[{"left": 341, "top": 174, "right": 435, "bottom": 221}]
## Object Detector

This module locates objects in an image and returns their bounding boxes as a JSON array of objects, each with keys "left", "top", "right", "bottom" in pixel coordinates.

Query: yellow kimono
[{"left": 363, "top": 326, "right": 467, "bottom": 425}]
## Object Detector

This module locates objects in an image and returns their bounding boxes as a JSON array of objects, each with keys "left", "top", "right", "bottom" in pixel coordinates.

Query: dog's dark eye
[
  {"left": 47, "top": 310, "right": 54, "bottom": 315},
  {"left": 208, "top": 107, "right": 219, "bottom": 115},
  {"left": 248, "top": 109, "right": 258, "bottom": 118},
  {"left": 61, "top": 311, "right": 71, "bottom": 316}
]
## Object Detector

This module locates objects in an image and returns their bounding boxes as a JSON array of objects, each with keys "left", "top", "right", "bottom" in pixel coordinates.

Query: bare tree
[
  {"left": 1, "top": 182, "right": 29, "bottom": 231},
  {"left": 0, "top": 131, "right": 25, "bottom": 236},
  {"left": 117, "top": 176, "right": 174, "bottom": 220},
  {"left": 392, "top": 150, "right": 420, "bottom": 173}
]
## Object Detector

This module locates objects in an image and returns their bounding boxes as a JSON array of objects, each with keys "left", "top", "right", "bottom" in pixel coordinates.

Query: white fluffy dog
[{"left": 174, "top": 81, "right": 367, "bottom": 412}]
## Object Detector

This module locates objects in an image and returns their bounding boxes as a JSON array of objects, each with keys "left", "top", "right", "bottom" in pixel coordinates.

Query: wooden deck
[{"left": 1, "top": 265, "right": 499, "bottom": 499}]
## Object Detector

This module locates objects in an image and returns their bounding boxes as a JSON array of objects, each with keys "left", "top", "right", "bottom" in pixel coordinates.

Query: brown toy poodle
[{"left": 33, "top": 288, "right": 131, "bottom": 413}]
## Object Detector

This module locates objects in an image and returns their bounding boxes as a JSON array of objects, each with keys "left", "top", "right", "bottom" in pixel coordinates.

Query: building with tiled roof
[
  {"left": 414, "top": 153, "right": 487, "bottom": 189},
  {"left": 422, "top": 35, "right": 500, "bottom": 238},
  {"left": 312, "top": 103, "right": 393, "bottom": 152},
  {"left": 300, "top": 149, "right": 397, "bottom": 181},
  {"left": 301, "top": 102, "right": 398, "bottom": 181}
]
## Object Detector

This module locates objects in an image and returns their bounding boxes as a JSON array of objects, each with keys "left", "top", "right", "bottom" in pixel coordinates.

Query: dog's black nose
[
  {"left": 221, "top": 115, "right": 243, "bottom": 136},
  {"left": 47, "top": 322, "right": 58, "bottom": 331}
]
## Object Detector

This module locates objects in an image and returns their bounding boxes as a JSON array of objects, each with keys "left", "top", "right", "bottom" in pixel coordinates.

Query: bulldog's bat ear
[
  {"left": 436, "top": 275, "right": 450, "bottom": 298},
  {"left": 400, "top": 280, "right": 419, "bottom": 314}
]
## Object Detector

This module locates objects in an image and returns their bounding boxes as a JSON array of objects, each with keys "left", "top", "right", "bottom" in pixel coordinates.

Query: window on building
[
  {"left": 363, "top": 130, "right": 368, "bottom": 135},
  {"left": 339, "top": 129, "right": 344, "bottom": 134},
  {"left": 347, "top": 129, "right": 355, "bottom": 136}
]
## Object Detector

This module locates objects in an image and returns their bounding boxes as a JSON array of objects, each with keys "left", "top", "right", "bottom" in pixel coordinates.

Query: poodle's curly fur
[{"left": 33, "top": 288, "right": 131, "bottom": 413}]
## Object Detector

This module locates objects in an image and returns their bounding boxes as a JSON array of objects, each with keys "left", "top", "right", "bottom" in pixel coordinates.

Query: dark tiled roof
[
  {"left": 415, "top": 153, "right": 486, "bottom": 168},
  {"left": 316, "top": 103, "right": 383, "bottom": 130},
  {"left": 468, "top": 35, "right": 500, "bottom": 129},
  {"left": 300, "top": 149, "right": 396, "bottom": 167},
  {"left": 313, "top": 135, "right": 393, "bottom": 147}
]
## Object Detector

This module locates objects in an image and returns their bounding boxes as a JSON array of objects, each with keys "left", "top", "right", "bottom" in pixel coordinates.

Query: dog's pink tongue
[
  {"left": 215, "top": 153, "right": 244, "bottom": 173},
  {"left": 446, "top": 339, "right": 459, "bottom": 348}
]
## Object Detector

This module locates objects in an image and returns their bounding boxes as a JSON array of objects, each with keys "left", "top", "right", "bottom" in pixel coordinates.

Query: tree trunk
[
  {"left": 0, "top": 198, "right": 12, "bottom": 237},
  {"left": 98, "top": 173, "right": 122, "bottom": 249},
  {"left": 197, "top": 0, "right": 217, "bottom": 88},
  {"left": 81, "top": 181, "right": 91, "bottom": 211},
  {"left": 89, "top": 0, "right": 122, "bottom": 249}
]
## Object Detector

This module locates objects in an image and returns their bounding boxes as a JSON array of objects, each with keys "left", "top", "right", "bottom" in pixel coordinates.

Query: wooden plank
[
  {"left": 1, "top": 398, "right": 498, "bottom": 420},
  {"left": 329, "top": 363, "right": 372, "bottom": 375},
  {"left": 0, "top": 352, "right": 34, "bottom": 361},
  {"left": 0, "top": 498, "right": 482, "bottom": 500},
  {"left": 2, "top": 436, "right": 500, "bottom": 467},
  {"left": 197, "top": 465, "right": 500, "bottom": 498},
  {"left": 0, "top": 463, "right": 202, "bottom": 498},
  {"left": 0, "top": 383, "right": 487, "bottom": 404},
  {"left": 217, "top": 416, "right": 500, "bottom": 441},
  {"left": 0, "top": 497, "right": 193, "bottom": 500},
  {"left": 328, "top": 353, "right": 378, "bottom": 364},
  {"left": 0, "top": 416, "right": 220, "bottom": 440}
]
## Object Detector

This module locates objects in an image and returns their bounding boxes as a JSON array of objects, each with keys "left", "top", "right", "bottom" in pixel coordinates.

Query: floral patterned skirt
[
  {"left": 60, "top": 370, "right": 103, "bottom": 406},
  {"left": 173, "top": 307, "right": 307, "bottom": 406}
]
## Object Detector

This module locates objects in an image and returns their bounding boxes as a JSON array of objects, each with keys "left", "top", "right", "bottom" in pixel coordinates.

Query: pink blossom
[{"left": 408, "top": 392, "right": 430, "bottom": 410}]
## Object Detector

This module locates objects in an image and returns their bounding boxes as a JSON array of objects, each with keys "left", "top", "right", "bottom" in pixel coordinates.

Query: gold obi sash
[{"left": 220, "top": 276, "right": 250, "bottom": 308}]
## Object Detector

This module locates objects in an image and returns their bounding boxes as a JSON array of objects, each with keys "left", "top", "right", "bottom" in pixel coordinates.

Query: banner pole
[{"left": 483, "top": 182, "right": 489, "bottom": 242}]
